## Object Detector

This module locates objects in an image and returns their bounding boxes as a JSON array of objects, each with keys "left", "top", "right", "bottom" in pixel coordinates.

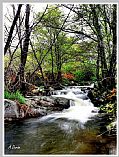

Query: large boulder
[
  {"left": 25, "top": 95, "right": 70, "bottom": 111},
  {"left": 52, "top": 97, "right": 70, "bottom": 109},
  {"left": 4, "top": 99, "right": 20, "bottom": 120},
  {"left": 37, "top": 96, "right": 70, "bottom": 110},
  {"left": 4, "top": 95, "right": 70, "bottom": 121},
  {"left": 4, "top": 99, "right": 43, "bottom": 121},
  {"left": 19, "top": 105, "right": 42, "bottom": 118}
]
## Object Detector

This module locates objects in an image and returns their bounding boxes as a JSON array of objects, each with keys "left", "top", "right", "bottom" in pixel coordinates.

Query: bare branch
[{"left": 4, "top": 4, "right": 23, "bottom": 55}]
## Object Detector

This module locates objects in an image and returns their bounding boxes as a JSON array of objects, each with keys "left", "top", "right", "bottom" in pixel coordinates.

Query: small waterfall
[{"left": 40, "top": 86, "right": 99, "bottom": 123}]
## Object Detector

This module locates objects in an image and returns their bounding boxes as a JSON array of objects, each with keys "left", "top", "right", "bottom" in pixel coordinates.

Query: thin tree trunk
[
  {"left": 96, "top": 44, "right": 100, "bottom": 80},
  {"left": 51, "top": 47, "right": 55, "bottom": 82},
  {"left": 49, "top": 29, "right": 55, "bottom": 82},
  {"left": 55, "top": 39, "right": 62, "bottom": 82},
  {"left": 4, "top": 4, "right": 22, "bottom": 55},
  {"left": 17, "top": 4, "right": 30, "bottom": 94},
  {"left": 30, "top": 40, "right": 46, "bottom": 86},
  {"left": 90, "top": 4, "right": 107, "bottom": 78},
  {"left": 109, "top": 4, "right": 117, "bottom": 78}
]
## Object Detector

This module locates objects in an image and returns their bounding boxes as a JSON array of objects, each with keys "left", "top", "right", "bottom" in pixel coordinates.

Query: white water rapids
[
  {"left": 5, "top": 85, "right": 116, "bottom": 155},
  {"left": 40, "top": 86, "right": 99, "bottom": 123}
]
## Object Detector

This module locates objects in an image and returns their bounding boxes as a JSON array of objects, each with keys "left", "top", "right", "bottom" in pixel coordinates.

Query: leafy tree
[
  {"left": 4, "top": 4, "right": 117, "bottom": 92},
  {"left": 32, "top": 5, "right": 77, "bottom": 86},
  {"left": 59, "top": 4, "right": 117, "bottom": 82}
]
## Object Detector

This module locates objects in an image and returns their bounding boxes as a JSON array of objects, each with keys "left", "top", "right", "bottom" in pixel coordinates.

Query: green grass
[{"left": 4, "top": 90, "right": 26, "bottom": 104}]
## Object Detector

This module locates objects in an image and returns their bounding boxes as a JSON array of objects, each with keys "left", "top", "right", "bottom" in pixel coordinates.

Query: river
[{"left": 4, "top": 86, "right": 117, "bottom": 155}]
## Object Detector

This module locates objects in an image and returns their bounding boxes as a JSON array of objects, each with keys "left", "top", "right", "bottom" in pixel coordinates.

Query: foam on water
[{"left": 40, "top": 87, "right": 99, "bottom": 123}]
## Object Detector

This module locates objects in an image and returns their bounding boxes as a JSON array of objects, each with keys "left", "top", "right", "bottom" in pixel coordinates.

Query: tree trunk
[
  {"left": 54, "top": 38, "right": 62, "bottom": 82},
  {"left": 18, "top": 4, "right": 30, "bottom": 94},
  {"left": 30, "top": 40, "right": 46, "bottom": 87},
  {"left": 90, "top": 4, "right": 107, "bottom": 79},
  {"left": 4, "top": 4, "right": 22, "bottom": 55},
  {"left": 96, "top": 44, "right": 100, "bottom": 80},
  {"left": 109, "top": 4, "right": 117, "bottom": 78},
  {"left": 51, "top": 47, "right": 55, "bottom": 82},
  {"left": 50, "top": 30, "right": 55, "bottom": 82}
]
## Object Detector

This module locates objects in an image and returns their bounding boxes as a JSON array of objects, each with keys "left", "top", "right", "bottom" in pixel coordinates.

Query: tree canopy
[{"left": 4, "top": 3, "right": 117, "bottom": 93}]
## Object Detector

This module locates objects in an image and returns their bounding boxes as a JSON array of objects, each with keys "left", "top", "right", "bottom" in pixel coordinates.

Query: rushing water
[{"left": 5, "top": 86, "right": 117, "bottom": 155}]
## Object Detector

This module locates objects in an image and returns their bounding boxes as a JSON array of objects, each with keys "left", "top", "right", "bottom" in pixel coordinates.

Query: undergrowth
[{"left": 4, "top": 90, "right": 26, "bottom": 104}]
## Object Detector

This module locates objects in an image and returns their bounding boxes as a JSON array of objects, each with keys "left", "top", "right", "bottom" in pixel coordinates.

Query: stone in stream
[
  {"left": 76, "top": 94, "right": 89, "bottom": 100},
  {"left": 26, "top": 95, "right": 70, "bottom": 111},
  {"left": 4, "top": 99, "right": 43, "bottom": 121},
  {"left": 4, "top": 99, "right": 20, "bottom": 120},
  {"left": 53, "top": 97, "right": 70, "bottom": 109},
  {"left": 4, "top": 94, "right": 70, "bottom": 122}
]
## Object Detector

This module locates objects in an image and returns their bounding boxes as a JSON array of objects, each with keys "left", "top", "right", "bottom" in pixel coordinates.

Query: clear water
[
  {"left": 5, "top": 117, "right": 116, "bottom": 155},
  {"left": 4, "top": 86, "right": 117, "bottom": 155}
]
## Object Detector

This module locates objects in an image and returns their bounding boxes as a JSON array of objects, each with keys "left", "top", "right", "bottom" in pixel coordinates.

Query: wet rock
[
  {"left": 26, "top": 95, "right": 70, "bottom": 110},
  {"left": 4, "top": 99, "right": 20, "bottom": 120},
  {"left": 4, "top": 94, "right": 70, "bottom": 122},
  {"left": 18, "top": 103, "right": 44, "bottom": 118},
  {"left": 77, "top": 94, "right": 89, "bottom": 100},
  {"left": 4, "top": 99, "right": 43, "bottom": 121},
  {"left": 52, "top": 97, "right": 70, "bottom": 109},
  {"left": 38, "top": 99, "right": 54, "bottom": 107}
]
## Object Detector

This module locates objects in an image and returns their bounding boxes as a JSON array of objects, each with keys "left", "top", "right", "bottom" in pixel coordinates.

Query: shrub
[
  {"left": 62, "top": 73, "right": 74, "bottom": 80},
  {"left": 4, "top": 90, "right": 26, "bottom": 104},
  {"left": 73, "top": 63, "right": 96, "bottom": 83},
  {"left": 63, "top": 64, "right": 74, "bottom": 73},
  {"left": 73, "top": 70, "right": 85, "bottom": 82},
  {"left": 62, "top": 78, "right": 70, "bottom": 85},
  {"left": 100, "top": 103, "right": 116, "bottom": 116},
  {"left": 62, "top": 73, "right": 74, "bottom": 85}
]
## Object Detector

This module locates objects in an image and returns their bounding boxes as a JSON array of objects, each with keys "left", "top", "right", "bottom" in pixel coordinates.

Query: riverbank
[
  {"left": 4, "top": 95, "right": 70, "bottom": 122},
  {"left": 4, "top": 85, "right": 117, "bottom": 155},
  {"left": 87, "top": 80, "right": 117, "bottom": 136},
  {"left": 4, "top": 82, "right": 117, "bottom": 136}
]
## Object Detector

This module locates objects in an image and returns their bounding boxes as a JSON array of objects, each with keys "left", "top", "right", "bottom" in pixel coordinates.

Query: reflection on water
[
  {"left": 4, "top": 86, "right": 117, "bottom": 155},
  {"left": 5, "top": 117, "right": 116, "bottom": 155}
]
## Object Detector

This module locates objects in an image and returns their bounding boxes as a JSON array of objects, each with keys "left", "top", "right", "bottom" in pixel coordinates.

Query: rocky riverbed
[{"left": 4, "top": 96, "right": 70, "bottom": 122}]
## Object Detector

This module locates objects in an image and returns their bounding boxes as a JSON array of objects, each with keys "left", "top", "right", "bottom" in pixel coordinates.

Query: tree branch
[{"left": 4, "top": 4, "right": 23, "bottom": 55}]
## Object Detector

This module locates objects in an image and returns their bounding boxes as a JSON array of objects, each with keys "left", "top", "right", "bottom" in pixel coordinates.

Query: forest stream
[{"left": 5, "top": 86, "right": 117, "bottom": 155}]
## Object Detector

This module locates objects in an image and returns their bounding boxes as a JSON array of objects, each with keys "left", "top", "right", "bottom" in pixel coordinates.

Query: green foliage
[
  {"left": 91, "top": 76, "right": 97, "bottom": 82},
  {"left": 100, "top": 102, "right": 116, "bottom": 116},
  {"left": 4, "top": 90, "right": 26, "bottom": 104},
  {"left": 42, "top": 5, "right": 63, "bottom": 26},
  {"left": 73, "top": 61, "right": 96, "bottom": 82},
  {"left": 106, "top": 121, "right": 116, "bottom": 132},
  {"left": 62, "top": 78, "right": 70, "bottom": 85},
  {"left": 63, "top": 64, "right": 74, "bottom": 73},
  {"left": 4, "top": 55, "right": 10, "bottom": 68},
  {"left": 4, "top": 50, "right": 21, "bottom": 74},
  {"left": 32, "top": 6, "right": 98, "bottom": 85},
  {"left": 74, "top": 70, "right": 85, "bottom": 82},
  {"left": 100, "top": 102, "right": 116, "bottom": 133}
]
